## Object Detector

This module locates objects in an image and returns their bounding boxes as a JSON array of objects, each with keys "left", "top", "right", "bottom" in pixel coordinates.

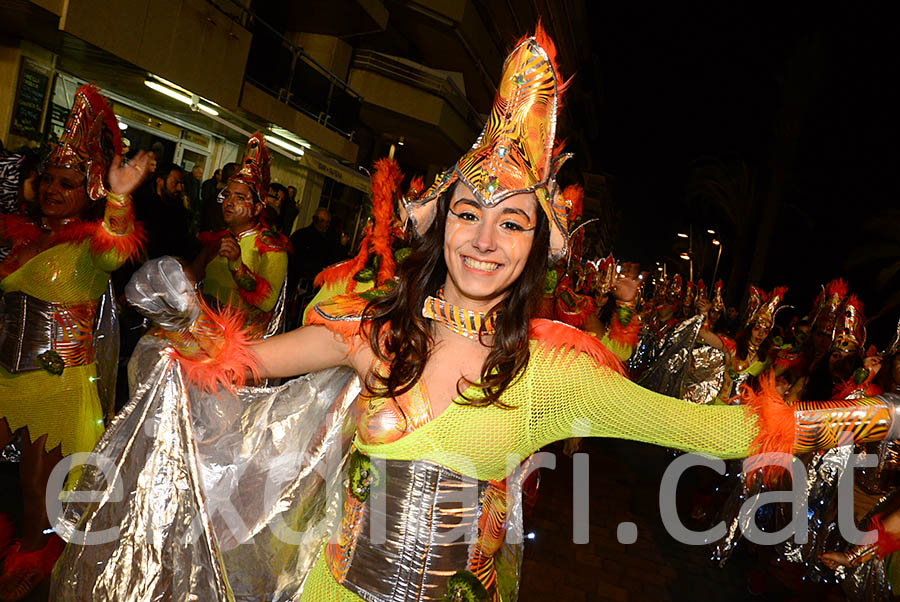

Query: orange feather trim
[
  {"left": 741, "top": 372, "right": 795, "bottom": 486},
  {"left": 173, "top": 299, "right": 260, "bottom": 393},
  {"left": 407, "top": 175, "right": 425, "bottom": 200},
  {"left": 198, "top": 230, "right": 229, "bottom": 247},
  {"left": 235, "top": 269, "right": 273, "bottom": 308},
  {"left": 1, "top": 214, "right": 40, "bottom": 242},
  {"left": 872, "top": 514, "right": 900, "bottom": 557},
  {"left": 90, "top": 220, "right": 147, "bottom": 262},
  {"left": 530, "top": 318, "right": 625, "bottom": 375},
  {"left": 305, "top": 309, "right": 369, "bottom": 354},
  {"left": 562, "top": 183, "right": 584, "bottom": 225},
  {"left": 254, "top": 230, "right": 290, "bottom": 254},
  {"left": 371, "top": 158, "right": 401, "bottom": 285},
  {"left": 78, "top": 83, "right": 123, "bottom": 156},
  {"left": 314, "top": 257, "right": 359, "bottom": 289},
  {"left": 832, "top": 379, "right": 882, "bottom": 401},
  {"left": 607, "top": 313, "right": 641, "bottom": 348}
]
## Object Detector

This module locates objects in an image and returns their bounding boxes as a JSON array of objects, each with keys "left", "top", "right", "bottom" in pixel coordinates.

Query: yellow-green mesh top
[
  {"left": 354, "top": 342, "right": 758, "bottom": 481},
  {"left": 0, "top": 241, "right": 123, "bottom": 302}
]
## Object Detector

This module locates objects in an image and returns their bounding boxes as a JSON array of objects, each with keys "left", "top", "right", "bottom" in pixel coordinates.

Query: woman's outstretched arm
[{"left": 250, "top": 324, "right": 352, "bottom": 379}]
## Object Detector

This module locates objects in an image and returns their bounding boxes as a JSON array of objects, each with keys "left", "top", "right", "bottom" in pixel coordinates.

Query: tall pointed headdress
[
  {"left": 887, "top": 318, "right": 900, "bottom": 356},
  {"left": 711, "top": 280, "right": 725, "bottom": 313},
  {"left": 810, "top": 278, "right": 847, "bottom": 333},
  {"left": 682, "top": 280, "right": 695, "bottom": 311},
  {"left": 401, "top": 24, "right": 571, "bottom": 260},
  {"left": 751, "top": 286, "right": 788, "bottom": 332},
  {"left": 667, "top": 274, "right": 683, "bottom": 301},
  {"left": 694, "top": 280, "right": 707, "bottom": 312},
  {"left": 229, "top": 132, "right": 270, "bottom": 203},
  {"left": 45, "top": 83, "right": 122, "bottom": 201},
  {"left": 832, "top": 295, "right": 866, "bottom": 353}
]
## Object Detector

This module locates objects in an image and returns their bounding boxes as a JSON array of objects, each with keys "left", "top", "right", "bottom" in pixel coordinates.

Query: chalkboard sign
[{"left": 10, "top": 59, "right": 51, "bottom": 140}]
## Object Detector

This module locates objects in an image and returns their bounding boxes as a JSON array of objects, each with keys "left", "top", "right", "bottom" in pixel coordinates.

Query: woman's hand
[
  {"left": 864, "top": 355, "right": 884, "bottom": 378},
  {"left": 819, "top": 551, "right": 851, "bottom": 570},
  {"left": 696, "top": 297, "right": 711, "bottom": 316},
  {"left": 612, "top": 262, "right": 641, "bottom": 303},
  {"left": 108, "top": 151, "right": 153, "bottom": 196}
]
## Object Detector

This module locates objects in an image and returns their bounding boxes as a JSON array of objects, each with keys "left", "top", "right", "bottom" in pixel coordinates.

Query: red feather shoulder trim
[{"left": 529, "top": 318, "right": 625, "bottom": 375}]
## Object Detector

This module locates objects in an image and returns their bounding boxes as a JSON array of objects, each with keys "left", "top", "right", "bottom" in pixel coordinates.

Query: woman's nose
[{"left": 471, "top": 219, "right": 497, "bottom": 252}]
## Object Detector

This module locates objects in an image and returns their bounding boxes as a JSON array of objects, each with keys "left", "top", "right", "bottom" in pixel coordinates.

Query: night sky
[{"left": 576, "top": 3, "right": 899, "bottom": 343}]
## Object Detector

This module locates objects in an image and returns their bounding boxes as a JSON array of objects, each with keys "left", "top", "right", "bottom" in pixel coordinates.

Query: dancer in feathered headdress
[
  {"left": 0, "top": 83, "right": 148, "bottom": 598},
  {"left": 301, "top": 158, "right": 413, "bottom": 324},
  {"left": 53, "top": 26, "right": 900, "bottom": 602},
  {"left": 698, "top": 285, "right": 789, "bottom": 402},
  {"left": 192, "top": 132, "right": 289, "bottom": 338}
]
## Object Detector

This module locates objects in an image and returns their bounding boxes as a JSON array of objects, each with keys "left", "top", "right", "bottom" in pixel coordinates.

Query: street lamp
[
  {"left": 711, "top": 238, "right": 723, "bottom": 287},
  {"left": 677, "top": 232, "right": 689, "bottom": 239}
]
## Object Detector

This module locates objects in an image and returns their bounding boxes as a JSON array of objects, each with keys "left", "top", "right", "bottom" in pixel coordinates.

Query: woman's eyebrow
[
  {"left": 500, "top": 207, "right": 534, "bottom": 220},
  {"left": 451, "top": 198, "right": 481, "bottom": 210}
]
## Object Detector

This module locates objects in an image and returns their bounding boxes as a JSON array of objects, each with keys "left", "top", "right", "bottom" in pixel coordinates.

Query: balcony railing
[
  {"left": 352, "top": 50, "right": 485, "bottom": 130},
  {"left": 204, "top": 0, "right": 362, "bottom": 139}
]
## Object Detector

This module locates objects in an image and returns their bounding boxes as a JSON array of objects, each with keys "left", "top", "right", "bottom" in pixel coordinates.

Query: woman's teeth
[{"left": 463, "top": 257, "right": 500, "bottom": 272}]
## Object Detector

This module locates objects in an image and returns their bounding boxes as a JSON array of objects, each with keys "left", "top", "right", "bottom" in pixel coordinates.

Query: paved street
[
  {"left": 2, "top": 438, "right": 850, "bottom": 601},
  {"left": 518, "top": 438, "right": 847, "bottom": 602}
]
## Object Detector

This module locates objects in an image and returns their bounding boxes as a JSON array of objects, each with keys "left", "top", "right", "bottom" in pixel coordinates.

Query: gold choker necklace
[{"left": 421, "top": 289, "right": 497, "bottom": 341}]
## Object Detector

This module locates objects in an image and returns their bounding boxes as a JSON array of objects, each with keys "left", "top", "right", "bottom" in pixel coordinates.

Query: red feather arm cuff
[
  {"left": 228, "top": 259, "right": 274, "bottom": 308},
  {"left": 606, "top": 301, "right": 641, "bottom": 348},
  {"left": 90, "top": 192, "right": 146, "bottom": 261}
]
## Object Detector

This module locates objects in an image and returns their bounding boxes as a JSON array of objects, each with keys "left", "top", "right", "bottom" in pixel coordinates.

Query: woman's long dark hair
[
  {"left": 364, "top": 186, "right": 550, "bottom": 409},
  {"left": 735, "top": 324, "right": 773, "bottom": 363}
]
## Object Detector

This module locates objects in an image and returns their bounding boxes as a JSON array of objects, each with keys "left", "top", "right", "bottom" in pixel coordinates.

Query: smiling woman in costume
[
  {"left": 0, "top": 84, "right": 147, "bottom": 599},
  {"left": 52, "top": 28, "right": 900, "bottom": 602}
]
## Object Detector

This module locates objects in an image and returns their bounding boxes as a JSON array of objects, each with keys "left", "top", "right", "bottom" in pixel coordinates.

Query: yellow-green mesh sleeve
[
  {"left": 526, "top": 347, "right": 757, "bottom": 459},
  {"left": 599, "top": 333, "right": 632, "bottom": 362}
]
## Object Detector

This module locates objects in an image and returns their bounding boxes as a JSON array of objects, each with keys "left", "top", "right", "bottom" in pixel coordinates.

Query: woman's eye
[
  {"left": 501, "top": 221, "right": 524, "bottom": 232},
  {"left": 458, "top": 211, "right": 478, "bottom": 221}
]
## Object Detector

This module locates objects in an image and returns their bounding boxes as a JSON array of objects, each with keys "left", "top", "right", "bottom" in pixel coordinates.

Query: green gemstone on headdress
[
  {"left": 496, "top": 146, "right": 507, "bottom": 158},
  {"left": 515, "top": 74, "right": 525, "bottom": 85}
]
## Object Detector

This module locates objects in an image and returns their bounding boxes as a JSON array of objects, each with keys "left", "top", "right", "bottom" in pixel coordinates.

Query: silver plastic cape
[
  {"left": 50, "top": 352, "right": 361, "bottom": 601},
  {"left": 632, "top": 315, "right": 705, "bottom": 397}
]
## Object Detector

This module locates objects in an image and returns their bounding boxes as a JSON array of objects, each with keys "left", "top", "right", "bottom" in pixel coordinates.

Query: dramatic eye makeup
[{"left": 449, "top": 199, "right": 535, "bottom": 232}]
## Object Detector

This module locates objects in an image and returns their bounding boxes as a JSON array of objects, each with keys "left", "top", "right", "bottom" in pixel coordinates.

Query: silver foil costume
[{"left": 51, "top": 258, "right": 528, "bottom": 601}]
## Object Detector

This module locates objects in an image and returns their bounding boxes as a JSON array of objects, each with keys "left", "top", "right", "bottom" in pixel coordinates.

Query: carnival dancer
[
  {"left": 189, "top": 133, "right": 289, "bottom": 338},
  {"left": 697, "top": 285, "right": 788, "bottom": 403},
  {"left": 789, "top": 295, "right": 880, "bottom": 402},
  {"left": 300, "top": 158, "right": 415, "bottom": 325},
  {"left": 52, "top": 27, "right": 900, "bottom": 602},
  {"left": 809, "top": 322, "right": 900, "bottom": 601},
  {"left": 0, "top": 84, "right": 147, "bottom": 600}
]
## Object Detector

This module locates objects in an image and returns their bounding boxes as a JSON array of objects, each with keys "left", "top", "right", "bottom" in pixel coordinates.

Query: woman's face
[
  {"left": 38, "top": 166, "right": 90, "bottom": 220},
  {"left": 442, "top": 183, "right": 537, "bottom": 310},
  {"left": 812, "top": 325, "right": 833, "bottom": 357},
  {"left": 750, "top": 323, "right": 768, "bottom": 347}
]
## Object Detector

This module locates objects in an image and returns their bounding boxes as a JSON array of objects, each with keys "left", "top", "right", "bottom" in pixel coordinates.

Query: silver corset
[
  {"left": 0, "top": 291, "right": 96, "bottom": 373},
  {"left": 329, "top": 458, "right": 492, "bottom": 602}
]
